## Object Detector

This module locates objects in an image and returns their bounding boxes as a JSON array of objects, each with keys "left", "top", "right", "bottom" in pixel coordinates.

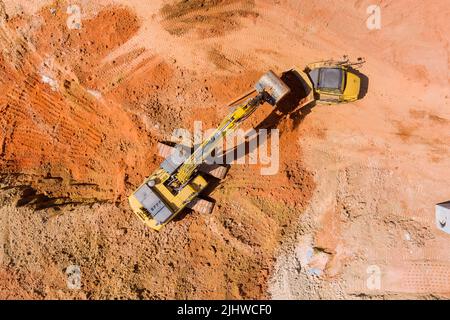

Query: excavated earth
[{"left": 0, "top": 0, "right": 449, "bottom": 299}]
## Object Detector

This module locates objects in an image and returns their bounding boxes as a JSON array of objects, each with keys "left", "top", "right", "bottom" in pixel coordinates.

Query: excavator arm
[{"left": 173, "top": 91, "right": 269, "bottom": 186}]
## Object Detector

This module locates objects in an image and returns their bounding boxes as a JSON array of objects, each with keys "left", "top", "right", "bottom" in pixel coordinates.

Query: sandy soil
[{"left": 0, "top": 0, "right": 449, "bottom": 299}]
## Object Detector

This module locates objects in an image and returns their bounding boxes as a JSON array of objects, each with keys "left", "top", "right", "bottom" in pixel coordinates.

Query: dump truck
[
  {"left": 129, "top": 60, "right": 364, "bottom": 230},
  {"left": 305, "top": 57, "right": 364, "bottom": 104}
]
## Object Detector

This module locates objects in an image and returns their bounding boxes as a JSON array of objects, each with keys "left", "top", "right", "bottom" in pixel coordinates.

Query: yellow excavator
[
  {"left": 129, "top": 60, "right": 363, "bottom": 230},
  {"left": 129, "top": 70, "right": 294, "bottom": 230}
]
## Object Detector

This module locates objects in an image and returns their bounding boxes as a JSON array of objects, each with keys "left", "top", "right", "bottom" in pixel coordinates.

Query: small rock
[{"left": 404, "top": 232, "right": 411, "bottom": 241}]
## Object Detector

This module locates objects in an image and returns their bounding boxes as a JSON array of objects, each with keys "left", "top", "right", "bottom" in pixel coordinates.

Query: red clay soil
[{"left": 0, "top": 0, "right": 449, "bottom": 299}]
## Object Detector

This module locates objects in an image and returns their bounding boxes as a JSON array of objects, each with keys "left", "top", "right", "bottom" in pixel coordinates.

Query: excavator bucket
[{"left": 255, "top": 70, "right": 290, "bottom": 105}]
